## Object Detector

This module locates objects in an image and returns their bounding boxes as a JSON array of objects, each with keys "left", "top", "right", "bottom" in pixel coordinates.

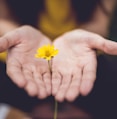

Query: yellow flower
[
  {"left": 35, "top": 44, "right": 58, "bottom": 119},
  {"left": 35, "top": 44, "right": 58, "bottom": 60}
]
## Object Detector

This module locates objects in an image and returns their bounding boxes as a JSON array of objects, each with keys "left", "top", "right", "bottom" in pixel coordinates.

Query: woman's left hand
[{"left": 52, "top": 29, "right": 117, "bottom": 102}]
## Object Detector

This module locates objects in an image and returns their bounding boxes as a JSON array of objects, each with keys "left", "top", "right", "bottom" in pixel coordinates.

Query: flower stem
[
  {"left": 54, "top": 99, "right": 58, "bottom": 119},
  {"left": 48, "top": 60, "right": 52, "bottom": 73},
  {"left": 48, "top": 60, "right": 58, "bottom": 119}
]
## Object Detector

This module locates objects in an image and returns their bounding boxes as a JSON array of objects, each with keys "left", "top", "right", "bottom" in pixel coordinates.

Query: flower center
[{"left": 45, "top": 50, "right": 51, "bottom": 57}]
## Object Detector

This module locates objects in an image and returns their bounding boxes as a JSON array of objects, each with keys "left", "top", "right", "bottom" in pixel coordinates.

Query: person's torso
[{"left": 38, "top": 0, "right": 78, "bottom": 39}]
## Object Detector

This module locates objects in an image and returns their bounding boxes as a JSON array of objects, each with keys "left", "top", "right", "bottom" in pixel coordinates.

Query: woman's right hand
[{"left": 0, "top": 25, "right": 52, "bottom": 99}]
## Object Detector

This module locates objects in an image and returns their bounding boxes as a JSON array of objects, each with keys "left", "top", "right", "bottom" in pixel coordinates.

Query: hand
[
  {"left": 52, "top": 29, "right": 117, "bottom": 102},
  {"left": 0, "top": 25, "right": 52, "bottom": 99}
]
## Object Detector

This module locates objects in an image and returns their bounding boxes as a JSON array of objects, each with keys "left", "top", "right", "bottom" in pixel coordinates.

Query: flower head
[{"left": 35, "top": 44, "right": 58, "bottom": 60}]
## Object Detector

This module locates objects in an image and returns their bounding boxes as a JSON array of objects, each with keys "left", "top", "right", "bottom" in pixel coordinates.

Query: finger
[
  {"left": 43, "top": 72, "right": 51, "bottom": 96},
  {"left": 80, "top": 60, "right": 97, "bottom": 96},
  {"left": 0, "top": 30, "right": 20, "bottom": 52},
  {"left": 89, "top": 34, "right": 117, "bottom": 55},
  {"left": 52, "top": 71, "right": 62, "bottom": 96},
  {"left": 65, "top": 69, "right": 82, "bottom": 102},
  {"left": 55, "top": 74, "right": 71, "bottom": 102},
  {"left": 23, "top": 69, "right": 38, "bottom": 97},
  {"left": 33, "top": 72, "right": 48, "bottom": 99},
  {"left": 103, "top": 40, "right": 117, "bottom": 55},
  {"left": 7, "top": 61, "right": 27, "bottom": 88}
]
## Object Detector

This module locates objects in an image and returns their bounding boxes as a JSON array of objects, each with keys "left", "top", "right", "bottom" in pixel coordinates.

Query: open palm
[
  {"left": 52, "top": 29, "right": 117, "bottom": 102},
  {"left": 0, "top": 26, "right": 52, "bottom": 99}
]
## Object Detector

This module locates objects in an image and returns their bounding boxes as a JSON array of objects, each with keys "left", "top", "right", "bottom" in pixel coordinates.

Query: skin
[
  {"left": 52, "top": 29, "right": 117, "bottom": 102},
  {"left": 1, "top": 26, "right": 117, "bottom": 102},
  {"left": 0, "top": 0, "right": 116, "bottom": 102},
  {"left": 0, "top": 26, "right": 52, "bottom": 99}
]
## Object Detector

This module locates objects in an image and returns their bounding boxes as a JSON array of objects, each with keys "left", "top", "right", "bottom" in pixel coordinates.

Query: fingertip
[
  {"left": 65, "top": 93, "right": 75, "bottom": 102},
  {"left": 80, "top": 81, "right": 94, "bottom": 96},
  {"left": 55, "top": 94, "right": 65, "bottom": 103},
  {"left": 37, "top": 92, "right": 48, "bottom": 99},
  {"left": 52, "top": 89, "right": 57, "bottom": 96},
  {"left": 47, "top": 88, "right": 52, "bottom": 96},
  {"left": 17, "top": 79, "right": 27, "bottom": 88},
  {"left": 65, "top": 89, "right": 80, "bottom": 102},
  {"left": 37, "top": 86, "right": 48, "bottom": 99},
  {"left": 44, "top": 82, "right": 51, "bottom": 97},
  {"left": 25, "top": 81, "right": 38, "bottom": 97}
]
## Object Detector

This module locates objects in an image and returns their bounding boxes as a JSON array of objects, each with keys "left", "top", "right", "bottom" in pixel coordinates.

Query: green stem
[
  {"left": 54, "top": 99, "right": 58, "bottom": 119},
  {"left": 48, "top": 60, "right": 58, "bottom": 119}
]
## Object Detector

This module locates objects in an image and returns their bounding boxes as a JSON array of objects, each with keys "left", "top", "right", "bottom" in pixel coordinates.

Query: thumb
[
  {"left": 0, "top": 30, "right": 20, "bottom": 52},
  {"left": 90, "top": 35, "right": 117, "bottom": 55}
]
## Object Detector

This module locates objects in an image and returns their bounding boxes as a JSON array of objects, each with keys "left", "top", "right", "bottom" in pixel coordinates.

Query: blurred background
[{"left": 0, "top": 0, "right": 117, "bottom": 119}]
